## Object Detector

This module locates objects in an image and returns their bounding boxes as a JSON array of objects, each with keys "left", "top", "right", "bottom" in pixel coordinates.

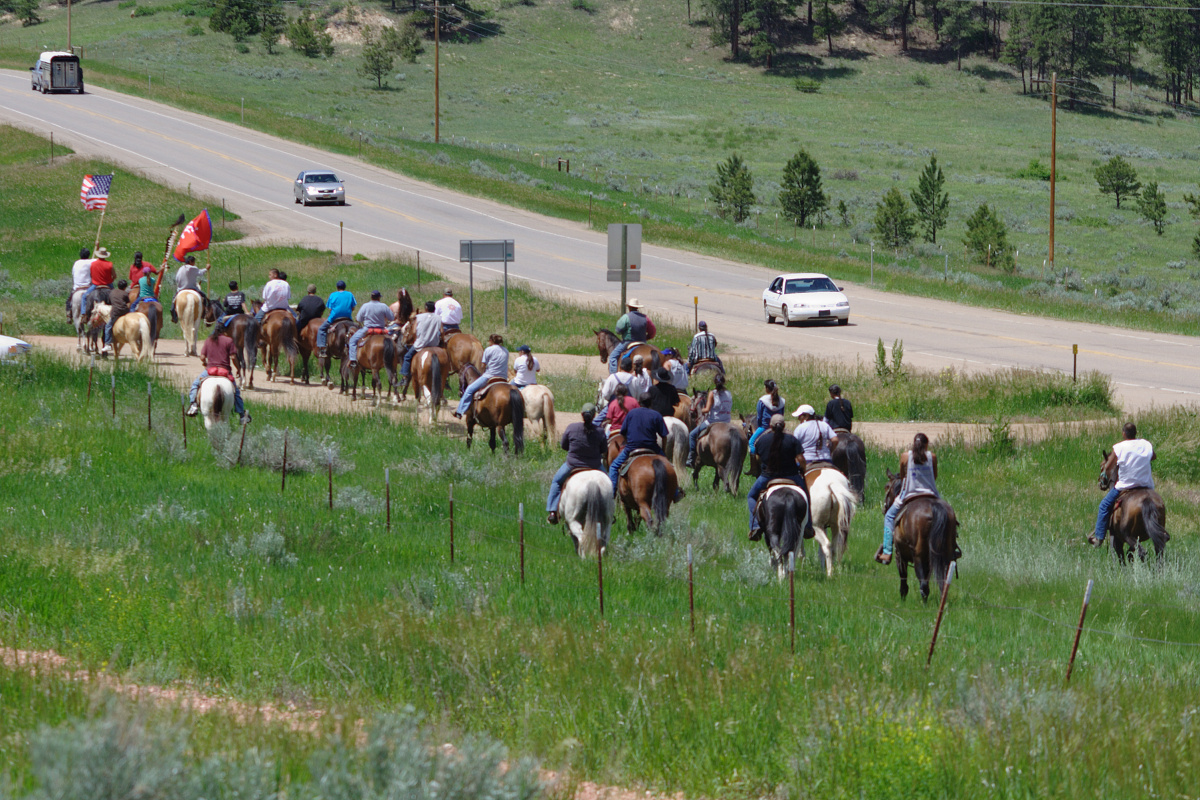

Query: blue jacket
[{"left": 327, "top": 290, "right": 357, "bottom": 321}]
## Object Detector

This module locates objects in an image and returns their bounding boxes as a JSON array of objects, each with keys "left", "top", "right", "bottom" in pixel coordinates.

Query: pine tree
[
  {"left": 259, "top": 0, "right": 285, "bottom": 54},
  {"left": 910, "top": 155, "right": 950, "bottom": 243},
  {"left": 778, "top": 148, "right": 827, "bottom": 229},
  {"left": 1137, "top": 182, "right": 1168, "bottom": 235},
  {"left": 382, "top": 19, "right": 424, "bottom": 63},
  {"left": 359, "top": 27, "right": 395, "bottom": 88},
  {"left": 709, "top": 153, "right": 756, "bottom": 223},
  {"left": 964, "top": 204, "right": 1014, "bottom": 270},
  {"left": 1094, "top": 156, "right": 1140, "bottom": 209},
  {"left": 813, "top": 0, "right": 843, "bottom": 56},
  {"left": 874, "top": 188, "right": 915, "bottom": 249},
  {"left": 1184, "top": 187, "right": 1200, "bottom": 258}
]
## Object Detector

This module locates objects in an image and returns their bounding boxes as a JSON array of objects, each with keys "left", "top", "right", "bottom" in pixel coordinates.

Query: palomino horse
[
  {"left": 112, "top": 310, "right": 155, "bottom": 363},
  {"left": 883, "top": 471, "right": 961, "bottom": 601},
  {"left": 592, "top": 328, "right": 661, "bottom": 372},
  {"left": 217, "top": 314, "right": 260, "bottom": 389},
  {"left": 130, "top": 298, "right": 164, "bottom": 354},
  {"left": 174, "top": 289, "right": 207, "bottom": 357},
  {"left": 617, "top": 453, "right": 680, "bottom": 534},
  {"left": 459, "top": 365, "right": 526, "bottom": 454},
  {"left": 259, "top": 310, "right": 298, "bottom": 383},
  {"left": 1098, "top": 450, "right": 1169, "bottom": 563},
  {"left": 805, "top": 467, "right": 858, "bottom": 577},
  {"left": 672, "top": 394, "right": 692, "bottom": 427},
  {"left": 390, "top": 289, "right": 415, "bottom": 326},
  {"left": 410, "top": 346, "right": 447, "bottom": 424},
  {"left": 198, "top": 376, "right": 237, "bottom": 431},
  {"left": 559, "top": 469, "right": 614, "bottom": 559},
  {"left": 755, "top": 483, "right": 811, "bottom": 579},
  {"left": 831, "top": 429, "right": 868, "bottom": 501},
  {"left": 347, "top": 334, "right": 399, "bottom": 404},
  {"left": 661, "top": 416, "right": 690, "bottom": 478},
  {"left": 519, "top": 385, "right": 558, "bottom": 445}
]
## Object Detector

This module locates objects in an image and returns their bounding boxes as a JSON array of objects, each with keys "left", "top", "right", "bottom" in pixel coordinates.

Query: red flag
[{"left": 174, "top": 209, "right": 212, "bottom": 262}]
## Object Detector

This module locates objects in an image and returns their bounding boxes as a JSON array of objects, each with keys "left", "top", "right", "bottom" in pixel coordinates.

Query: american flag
[{"left": 80, "top": 174, "right": 113, "bottom": 211}]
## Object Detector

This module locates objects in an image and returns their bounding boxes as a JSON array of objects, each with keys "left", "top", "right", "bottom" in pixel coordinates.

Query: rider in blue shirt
[{"left": 317, "top": 280, "right": 357, "bottom": 357}]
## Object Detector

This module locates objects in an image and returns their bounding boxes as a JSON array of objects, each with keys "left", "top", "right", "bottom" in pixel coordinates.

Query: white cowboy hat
[
  {"left": 626, "top": 298, "right": 644, "bottom": 309},
  {"left": 791, "top": 404, "right": 816, "bottom": 418},
  {"left": 95, "top": 247, "right": 111, "bottom": 259}
]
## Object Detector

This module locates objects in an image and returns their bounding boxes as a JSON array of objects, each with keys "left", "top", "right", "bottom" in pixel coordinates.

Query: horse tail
[
  {"left": 652, "top": 458, "right": 671, "bottom": 531},
  {"left": 582, "top": 477, "right": 607, "bottom": 555},
  {"left": 382, "top": 338, "right": 398, "bottom": 397},
  {"left": 775, "top": 489, "right": 805, "bottom": 562},
  {"left": 509, "top": 387, "right": 526, "bottom": 456},
  {"left": 543, "top": 392, "right": 557, "bottom": 440},
  {"left": 830, "top": 474, "right": 857, "bottom": 534},
  {"left": 143, "top": 304, "right": 160, "bottom": 347},
  {"left": 244, "top": 316, "right": 260, "bottom": 374},
  {"left": 281, "top": 316, "right": 299, "bottom": 360},
  {"left": 1144, "top": 498, "right": 1170, "bottom": 550},
  {"left": 134, "top": 314, "right": 152, "bottom": 361},
  {"left": 429, "top": 352, "right": 444, "bottom": 420},
  {"left": 927, "top": 499, "right": 953, "bottom": 589},
  {"left": 848, "top": 438, "right": 867, "bottom": 500},
  {"left": 725, "top": 426, "right": 747, "bottom": 493}
]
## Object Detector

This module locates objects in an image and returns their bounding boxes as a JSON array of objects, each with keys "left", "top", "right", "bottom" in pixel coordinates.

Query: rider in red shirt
[{"left": 185, "top": 327, "right": 249, "bottom": 423}]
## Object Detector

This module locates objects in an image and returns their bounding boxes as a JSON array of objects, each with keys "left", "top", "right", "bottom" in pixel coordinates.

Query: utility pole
[
  {"left": 439, "top": 0, "right": 444, "bottom": 143},
  {"left": 68, "top": 0, "right": 72, "bottom": 51},
  {"left": 1049, "top": 72, "right": 1057, "bottom": 276}
]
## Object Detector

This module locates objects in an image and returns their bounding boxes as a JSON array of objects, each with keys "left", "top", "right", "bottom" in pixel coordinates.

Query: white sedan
[
  {"left": 0, "top": 335, "right": 32, "bottom": 363},
  {"left": 762, "top": 272, "right": 850, "bottom": 327}
]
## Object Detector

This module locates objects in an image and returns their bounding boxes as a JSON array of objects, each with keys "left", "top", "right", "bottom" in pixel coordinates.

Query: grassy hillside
[{"left": 5, "top": 1, "right": 1200, "bottom": 333}]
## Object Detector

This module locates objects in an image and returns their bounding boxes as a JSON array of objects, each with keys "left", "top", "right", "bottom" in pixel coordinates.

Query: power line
[{"left": 948, "top": 0, "right": 1200, "bottom": 11}]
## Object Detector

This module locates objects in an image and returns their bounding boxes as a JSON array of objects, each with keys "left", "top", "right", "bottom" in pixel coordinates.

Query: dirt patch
[{"left": 325, "top": 7, "right": 399, "bottom": 45}]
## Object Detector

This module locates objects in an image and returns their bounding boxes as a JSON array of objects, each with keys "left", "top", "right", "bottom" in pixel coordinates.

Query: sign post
[
  {"left": 459, "top": 239, "right": 516, "bottom": 331},
  {"left": 607, "top": 224, "right": 642, "bottom": 311}
]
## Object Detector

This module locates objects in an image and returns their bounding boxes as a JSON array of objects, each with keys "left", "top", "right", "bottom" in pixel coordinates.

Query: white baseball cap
[{"left": 791, "top": 403, "right": 816, "bottom": 418}]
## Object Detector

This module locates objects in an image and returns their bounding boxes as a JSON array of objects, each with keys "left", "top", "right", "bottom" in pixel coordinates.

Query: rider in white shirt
[
  {"left": 68, "top": 247, "right": 94, "bottom": 321},
  {"left": 792, "top": 404, "right": 838, "bottom": 468},
  {"left": 435, "top": 288, "right": 464, "bottom": 334},
  {"left": 1090, "top": 422, "right": 1156, "bottom": 546},
  {"left": 511, "top": 345, "right": 540, "bottom": 387}
]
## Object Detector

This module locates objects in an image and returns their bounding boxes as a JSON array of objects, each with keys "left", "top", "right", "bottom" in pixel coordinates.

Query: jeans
[
  {"left": 607, "top": 445, "right": 632, "bottom": 493},
  {"left": 547, "top": 462, "right": 572, "bottom": 512},
  {"left": 103, "top": 311, "right": 124, "bottom": 345},
  {"left": 189, "top": 372, "right": 245, "bottom": 417},
  {"left": 748, "top": 425, "right": 766, "bottom": 450},
  {"left": 882, "top": 496, "right": 902, "bottom": 555},
  {"left": 401, "top": 344, "right": 418, "bottom": 377},
  {"left": 1094, "top": 486, "right": 1120, "bottom": 542},
  {"left": 687, "top": 420, "right": 711, "bottom": 462},
  {"left": 317, "top": 316, "right": 349, "bottom": 348},
  {"left": 607, "top": 341, "right": 630, "bottom": 374},
  {"left": 747, "top": 473, "right": 804, "bottom": 531},
  {"left": 456, "top": 374, "right": 490, "bottom": 416},
  {"left": 347, "top": 327, "right": 370, "bottom": 362}
]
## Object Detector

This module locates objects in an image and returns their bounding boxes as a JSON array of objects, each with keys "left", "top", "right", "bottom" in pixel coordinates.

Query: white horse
[
  {"left": 69, "top": 288, "right": 91, "bottom": 351},
  {"left": 175, "top": 289, "right": 205, "bottom": 357},
  {"left": 806, "top": 468, "right": 858, "bottom": 577},
  {"left": 661, "top": 416, "right": 690, "bottom": 478},
  {"left": 559, "top": 469, "right": 613, "bottom": 559},
  {"left": 198, "top": 375, "right": 237, "bottom": 430},
  {"left": 112, "top": 311, "right": 154, "bottom": 363},
  {"left": 519, "top": 384, "right": 557, "bottom": 445}
]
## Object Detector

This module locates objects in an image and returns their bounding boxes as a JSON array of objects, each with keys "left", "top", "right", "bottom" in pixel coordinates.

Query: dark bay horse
[
  {"left": 756, "top": 483, "right": 810, "bottom": 579},
  {"left": 259, "top": 309, "right": 298, "bottom": 383},
  {"left": 1098, "top": 450, "right": 1169, "bottom": 563},
  {"left": 883, "top": 471, "right": 961, "bottom": 601},
  {"left": 831, "top": 429, "right": 868, "bottom": 501},
  {"left": 688, "top": 393, "right": 747, "bottom": 494},
  {"left": 216, "top": 313, "right": 260, "bottom": 389},
  {"left": 298, "top": 318, "right": 321, "bottom": 385},
  {"left": 592, "top": 328, "right": 661, "bottom": 372},
  {"left": 617, "top": 453, "right": 679, "bottom": 534},
  {"left": 321, "top": 319, "right": 358, "bottom": 392},
  {"left": 459, "top": 365, "right": 525, "bottom": 454},
  {"left": 347, "top": 334, "right": 399, "bottom": 403}
]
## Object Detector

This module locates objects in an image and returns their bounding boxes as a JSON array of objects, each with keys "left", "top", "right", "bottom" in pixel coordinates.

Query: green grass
[
  {"left": 4, "top": 2, "right": 1200, "bottom": 333},
  {"left": 0, "top": 352, "right": 1197, "bottom": 797}
]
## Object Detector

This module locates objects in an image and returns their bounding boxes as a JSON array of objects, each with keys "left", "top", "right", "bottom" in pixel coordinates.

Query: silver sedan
[{"left": 293, "top": 170, "right": 346, "bottom": 206}]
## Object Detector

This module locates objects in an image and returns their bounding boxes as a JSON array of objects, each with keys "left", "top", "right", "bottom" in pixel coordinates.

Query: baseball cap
[
  {"left": 698, "top": 320, "right": 707, "bottom": 329},
  {"left": 336, "top": 280, "right": 346, "bottom": 289},
  {"left": 518, "top": 344, "right": 531, "bottom": 353},
  {"left": 370, "top": 290, "right": 382, "bottom": 298},
  {"left": 769, "top": 413, "right": 785, "bottom": 427},
  {"left": 792, "top": 404, "right": 816, "bottom": 418},
  {"left": 444, "top": 287, "right": 454, "bottom": 295},
  {"left": 582, "top": 402, "right": 597, "bottom": 415}
]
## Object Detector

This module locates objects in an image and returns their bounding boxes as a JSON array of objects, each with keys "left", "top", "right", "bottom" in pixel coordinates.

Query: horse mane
[{"left": 595, "top": 327, "right": 617, "bottom": 341}]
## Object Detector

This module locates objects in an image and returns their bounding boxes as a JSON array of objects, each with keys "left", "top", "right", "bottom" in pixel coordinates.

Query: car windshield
[
  {"left": 305, "top": 174, "right": 339, "bottom": 184},
  {"left": 783, "top": 278, "right": 838, "bottom": 294}
]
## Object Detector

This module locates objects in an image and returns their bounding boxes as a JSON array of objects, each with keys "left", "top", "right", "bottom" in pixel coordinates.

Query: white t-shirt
[
  {"left": 435, "top": 296, "right": 463, "bottom": 326},
  {"left": 598, "top": 371, "right": 633, "bottom": 403},
  {"left": 71, "top": 258, "right": 94, "bottom": 291},
  {"left": 261, "top": 279, "right": 291, "bottom": 312},
  {"left": 512, "top": 354, "right": 540, "bottom": 386},
  {"left": 629, "top": 369, "right": 652, "bottom": 400},
  {"left": 793, "top": 419, "right": 836, "bottom": 463},
  {"left": 1114, "top": 438, "right": 1154, "bottom": 490},
  {"left": 481, "top": 344, "right": 509, "bottom": 378}
]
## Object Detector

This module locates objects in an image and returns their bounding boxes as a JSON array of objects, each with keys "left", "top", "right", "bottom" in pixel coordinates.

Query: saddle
[
  {"left": 440, "top": 328, "right": 464, "bottom": 346},
  {"left": 804, "top": 461, "right": 835, "bottom": 476},
  {"left": 690, "top": 358, "right": 720, "bottom": 372},
  {"left": 618, "top": 448, "right": 659, "bottom": 478},
  {"left": 363, "top": 327, "right": 388, "bottom": 337},
  {"left": 832, "top": 428, "right": 851, "bottom": 436},
  {"left": 895, "top": 491, "right": 939, "bottom": 521}
]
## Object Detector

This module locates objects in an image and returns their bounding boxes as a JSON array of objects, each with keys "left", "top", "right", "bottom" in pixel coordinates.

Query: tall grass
[{"left": 1, "top": 352, "right": 1197, "bottom": 797}]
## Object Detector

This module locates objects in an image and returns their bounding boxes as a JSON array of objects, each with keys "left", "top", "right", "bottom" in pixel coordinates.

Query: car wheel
[
  {"left": 339, "top": 200, "right": 346, "bottom": 206},
  {"left": 295, "top": 196, "right": 301, "bottom": 204},
  {"left": 838, "top": 316, "right": 849, "bottom": 326},
  {"left": 40, "top": 84, "right": 47, "bottom": 94},
  {"left": 763, "top": 303, "right": 775, "bottom": 325},
  {"left": 782, "top": 305, "right": 796, "bottom": 327}
]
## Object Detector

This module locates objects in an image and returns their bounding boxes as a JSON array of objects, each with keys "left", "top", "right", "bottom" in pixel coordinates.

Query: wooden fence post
[
  {"left": 449, "top": 483, "right": 455, "bottom": 563},
  {"left": 146, "top": 382, "right": 152, "bottom": 431},
  {"left": 385, "top": 468, "right": 391, "bottom": 532},
  {"left": 180, "top": 393, "right": 187, "bottom": 450},
  {"left": 236, "top": 416, "right": 248, "bottom": 465},
  {"left": 1066, "top": 579, "right": 1095, "bottom": 683},
  {"left": 789, "top": 551, "right": 796, "bottom": 654},
  {"left": 519, "top": 502, "right": 525, "bottom": 585},
  {"left": 597, "top": 540, "right": 605, "bottom": 618},
  {"left": 281, "top": 430, "right": 288, "bottom": 492},
  {"left": 111, "top": 373, "right": 116, "bottom": 418},
  {"left": 86, "top": 356, "right": 95, "bottom": 405},
  {"left": 687, "top": 544, "right": 695, "bottom": 636}
]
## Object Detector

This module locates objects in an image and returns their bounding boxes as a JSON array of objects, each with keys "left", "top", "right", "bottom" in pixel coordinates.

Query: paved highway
[{"left": 4, "top": 71, "right": 1198, "bottom": 412}]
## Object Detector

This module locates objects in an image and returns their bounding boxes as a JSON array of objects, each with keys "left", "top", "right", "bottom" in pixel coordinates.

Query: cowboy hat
[
  {"left": 95, "top": 247, "right": 111, "bottom": 259},
  {"left": 626, "top": 298, "right": 644, "bottom": 309}
]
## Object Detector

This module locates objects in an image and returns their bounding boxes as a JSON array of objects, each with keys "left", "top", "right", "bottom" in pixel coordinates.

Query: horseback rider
[
  {"left": 454, "top": 333, "right": 508, "bottom": 419},
  {"left": 435, "top": 287, "right": 463, "bottom": 337},
  {"left": 607, "top": 392, "right": 683, "bottom": 501},
  {"left": 128, "top": 250, "right": 160, "bottom": 286},
  {"left": 82, "top": 246, "right": 115, "bottom": 319},
  {"left": 648, "top": 366, "right": 681, "bottom": 418},
  {"left": 130, "top": 266, "right": 158, "bottom": 313},
  {"left": 68, "top": 247, "right": 93, "bottom": 322},
  {"left": 171, "top": 255, "right": 208, "bottom": 323},
  {"left": 747, "top": 414, "right": 812, "bottom": 541},
  {"left": 792, "top": 404, "right": 838, "bottom": 471},
  {"left": 186, "top": 324, "right": 250, "bottom": 424},
  {"left": 347, "top": 290, "right": 395, "bottom": 369},
  {"left": 511, "top": 344, "right": 540, "bottom": 388},
  {"left": 1089, "top": 422, "right": 1156, "bottom": 547},
  {"left": 629, "top": 354, "right": 652, "bottom": 399},
  {"left": 660, "top": 347, "right": 689, "bottom": 391},
  {"left": 546, "top": 403, "right": 606, "bottom": 525},
  {"left": 216, "top": 280, "right": 247, "bottom": 328},
  {"left": 876, "top": 432, "right": 938, "bottom": 565},
  {"left": 600, "top": 383, "right": 638, "bottom": 436},
  {"left": 607, "top": 298, "right": 656, "bottom": 374},
  {"left": 255, "top": 268, "right": 291, "bottom": 323},
  {"left": 687, "top": 320, "right": 724, "bottom": 374},
  {"left": 101, "top": 279, "right": 130, "bottom": 356},
  {"left": 401, "top": 300, "right": 441, "bottom": 393},
  {"left": 296, "top": 284, "right": 326, "bottom": 332},
  {"left": 748, "top": 379, "right": 786, "bottom": 451},
  {"left": 824, "top": 384, "right": 854, "bottom": 432},
  {"left": 316, "top": 280, "right": 356, "bottom": 358},
  {"left": 686, "top": 373, "right": 731, "bottom": 468}
]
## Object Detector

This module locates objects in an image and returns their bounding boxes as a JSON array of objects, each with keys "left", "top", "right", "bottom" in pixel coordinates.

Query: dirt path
[{"left": 28, "top": 335, "right": 1114, "bottom": 449}]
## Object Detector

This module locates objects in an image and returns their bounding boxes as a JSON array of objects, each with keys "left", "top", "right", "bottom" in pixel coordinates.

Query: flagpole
[{"left": 93, "top": 206, "right": 107, "bottom": 253}]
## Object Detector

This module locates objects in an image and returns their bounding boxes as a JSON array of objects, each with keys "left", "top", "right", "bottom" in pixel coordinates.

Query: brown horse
[
  {"left": 410, "top": 346, "right": 447, "bottom": 423},
  {"left": 347, "top": 334, "right": 399, "bottom": 403},
  {"left": 459, "top": 365, "right": 525, "bottom": 454},
  {"left": 618, "top": 453, "right": 679, "bottom": 534},
  {"left": 318, "top": 319, "right": 358, "bottom": 392},
  {"left": 216, "top": 313, "right": 260, "bottom": 389},
  {"left": 444, "top": 330, "right": 484, "bottom": 382},
  {"left": 688, "top": 392, "right": 747, "bottom": 494},
  {"left": 298, "top": 318, "right": 322, "bottom": 385},
  {"left": 259, "top": 309, "right": 298, "bottom": 383},
  {"left": 883, "top": 471, "right": 961, "bottom": 601},
  {"left": 1098, "top": 450, "right": 1169, "bottom": 563},
  {"left": 592, "top": 328, "right": 660, "bottom": 372}
]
